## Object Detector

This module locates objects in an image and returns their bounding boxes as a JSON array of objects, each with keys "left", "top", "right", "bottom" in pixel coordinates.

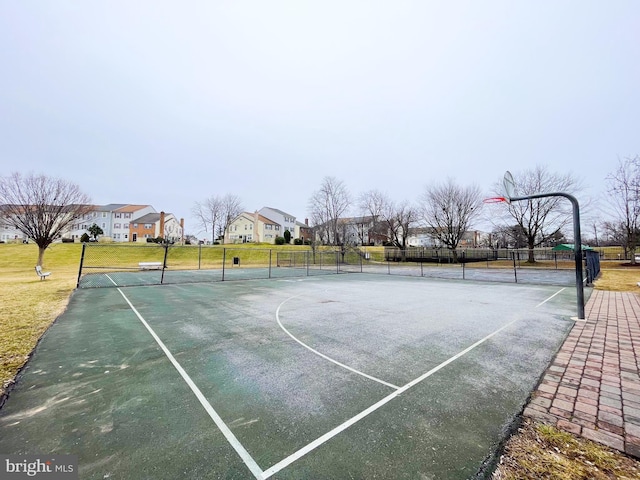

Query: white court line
[
  {"left": 276, "top": 294, "right": 400, "bottom": 390},
  {"left": 262, "top": 318, "right": 518, "bottom": 478},
  {"left": 114, "top": 287, "right": 264, "bottom": 479},
  {"left": 536, "top": 287, "right": 566, "bottom": 308}
]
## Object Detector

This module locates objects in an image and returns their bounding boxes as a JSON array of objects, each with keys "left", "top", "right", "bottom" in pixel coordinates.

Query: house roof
[
  {"left": 134, "top": 213, "right": 161, "bottom": 223},
  {"left": 96, "top": 204, "right": 128, "bottom": 212},
  {"left": 134, "top": 212, "right": 176, "bottom": 223},
  {"left": 338, "top": 215, "right": 375, "bottom": 224},
  {"left": 261, "top": 207, "right": 295, "bottom": 218},
  {"left": 235, "top": 212, "right": 278, "bottom": 225},
  {"left": 115, "top": 204, "right": 152, "bottom": 213}
]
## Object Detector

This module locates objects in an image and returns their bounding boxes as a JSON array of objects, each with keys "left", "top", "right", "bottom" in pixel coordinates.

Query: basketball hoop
[{"left": 483, "top": 196, "right": 509, "bottom": 204}]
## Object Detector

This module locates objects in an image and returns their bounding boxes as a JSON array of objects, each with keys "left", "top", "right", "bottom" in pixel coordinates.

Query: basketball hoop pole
[{"left": 507, "top": 191, "right": 585, "bottom": 320}]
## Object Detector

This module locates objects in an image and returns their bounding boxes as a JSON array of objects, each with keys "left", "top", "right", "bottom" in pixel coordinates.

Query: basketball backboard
[{"left": 503, "top": 171, "right": 516, "bottom": 201}]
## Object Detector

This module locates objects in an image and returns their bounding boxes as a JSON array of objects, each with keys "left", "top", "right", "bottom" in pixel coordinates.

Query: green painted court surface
[{"left": 0, "top": 274, "right": 584, "bottom": 479}]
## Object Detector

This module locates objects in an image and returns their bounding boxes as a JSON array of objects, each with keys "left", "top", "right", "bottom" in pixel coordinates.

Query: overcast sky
[{"left": 1, "top": 1, "right": 638, "bottom": 237}]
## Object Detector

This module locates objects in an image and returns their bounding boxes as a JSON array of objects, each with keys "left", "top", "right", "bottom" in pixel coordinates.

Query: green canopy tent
[{"left": 551, "top": 243, "right": 594, "bottom": 251}]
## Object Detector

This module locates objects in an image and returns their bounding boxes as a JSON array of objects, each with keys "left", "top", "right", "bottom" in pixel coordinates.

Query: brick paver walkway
[{"left": 524, "top": 290, "right": 640, "bottom": 458}]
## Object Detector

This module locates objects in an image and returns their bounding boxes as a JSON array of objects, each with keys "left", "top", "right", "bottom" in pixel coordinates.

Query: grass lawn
[{"left": 1, "top": 242, "right": 639, "bottom": 478}]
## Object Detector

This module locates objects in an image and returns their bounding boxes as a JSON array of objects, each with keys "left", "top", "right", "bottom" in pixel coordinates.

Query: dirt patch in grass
[{"left": 493, "top": 419, "right": 640, "bottom": 479}]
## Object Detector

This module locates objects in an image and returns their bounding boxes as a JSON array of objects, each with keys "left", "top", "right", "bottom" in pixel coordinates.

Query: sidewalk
[{"left": 524, "top": 289, "right": 640, "bottom": 458}]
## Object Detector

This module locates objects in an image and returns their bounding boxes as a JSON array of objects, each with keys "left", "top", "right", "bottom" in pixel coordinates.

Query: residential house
[
  {"left": 112, "top": 205, "right": 156, "bottom": 242},
  {"left": 226, "top": 212, "right": 280, "bottom": 244},
  {"left": 312, "top": 215, "right": 384, "bottom": 246},
  {"left": 0, "top": 205, "right": 27, "bottom": 242},
  {"left": 406, "top": 228, "right": 439, "bottom": 247},
  {"left": 295, "top": 219, "right": 312, "bottom": 244},
  {"left": 258, "top": 207, "right": 297, "bottom": 239},
  {"left": 65, "top": 204, "right": 156, "bottom": 242},
  {"left": 130, "top": 211, "right": 183, "bottom": 243},
  {"left": 406, "top": 228, "right": 484, "bottom": 248}
]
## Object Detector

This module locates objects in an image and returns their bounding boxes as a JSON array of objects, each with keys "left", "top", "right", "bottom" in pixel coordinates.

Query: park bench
[
  {"left": 35, "top": 265, "right": 51, "bottom": 280},
  {"left": 139, "top": 262, "right": 163, "bottom": 270}
]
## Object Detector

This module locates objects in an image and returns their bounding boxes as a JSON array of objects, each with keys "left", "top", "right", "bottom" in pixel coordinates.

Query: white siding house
[
  {"left": 258, "top": 207, "right": 296, "bottom": 240},
  {"left": 226, "top": 212, "right": 280, "bottom": 244}
]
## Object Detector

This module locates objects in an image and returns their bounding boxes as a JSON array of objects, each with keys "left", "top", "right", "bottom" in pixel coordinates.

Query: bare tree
[
  {"left": 219, "top": 194, "right": 243, "bottom": 243},
  {"left": 308, "top": 177, "right": 351, "bottom": 245},
  {"left": 605, "top": 155, "right": 640, "bottom": 263},
  {"left": 420, "top": 179, "right": 483, "bottom": 262},
  {"left": 192, "top": 194, "right": 243, "bottom": 244},
  {"left": 492, "top": 165, "right": 582, "bottom": 263},
  {"left": 358, "top": 190, "right": 418, "bottom": 249},
  {"left": 387, "top": 201, "right": 418, "bottom": 252},
  {"left": 191, "top": 196, "right": 222, "bottom": 243},
  {"left": 0, "top": 172, "right": 91, "bottom": 266},
  {"left": 358, "top": 189, "right": 390, "bottom": 244}
]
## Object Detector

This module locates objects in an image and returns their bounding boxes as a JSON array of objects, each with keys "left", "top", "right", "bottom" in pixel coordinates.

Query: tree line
[
  {"left": 306, "top": 159, "right": 638, "bottom": 264},
  {"left": 1, "top": 156, "right": 638, "bottom": 265}
]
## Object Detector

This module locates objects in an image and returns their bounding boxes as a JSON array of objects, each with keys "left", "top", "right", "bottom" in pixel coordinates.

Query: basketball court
[{"left": 0, "top": 273, "right": 583, "bottom": 479}]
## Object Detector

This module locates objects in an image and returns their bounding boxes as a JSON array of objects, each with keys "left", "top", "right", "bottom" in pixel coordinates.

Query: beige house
[{"left": 226, "top": 212, "right": 281, "bottom": 244}]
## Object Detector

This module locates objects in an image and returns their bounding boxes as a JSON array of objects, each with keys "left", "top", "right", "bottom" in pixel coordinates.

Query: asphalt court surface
[{"left": 0, "top": 274, "right": 583, "bottom": 479}]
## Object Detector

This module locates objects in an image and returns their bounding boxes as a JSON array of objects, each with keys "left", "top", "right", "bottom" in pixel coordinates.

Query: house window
[
  {"left": 102, "top": 223, "right": 106, "bottom": 228},
  {"left": 125, "top": 213, "right": 131, "bottom": 218},
  {"left": 114, "top": 223, "right": 121, "bottom": 229},
  {"left": 102, "top": 212, "right": 107, "bottom": 217},
  {"left": 133, "top": 223, "right": 138, "bottom": 228},
  {"left": 275, "top": 225, "right": 280, "bottom": 231},
  {"left": 144, "top": 224, "right": 152, "bottom": 229},
  {"left": 115, "top": 213, "right": 121, "bottom": 218},
  {"left": 124, "top": 234, "right": 128, "bottom": 239},
  {"left": 124, "top": 223, "right": 129, "bottom": 229}
]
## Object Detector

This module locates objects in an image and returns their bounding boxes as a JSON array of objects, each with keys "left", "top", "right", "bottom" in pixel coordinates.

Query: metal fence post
[
  {"left": 462, "top": 251, "right": 465, "bottom": 280},
  {"left": 269, "top": 250, "right": 272, "bottom": 278},
  {"left": 222, "top": 248, "right": 226, "bottom": 281},
  {"left": 76, "top": 242, "right": 86, "bottom": 288},
  {"left": 160, "top": 244, "right": 169, "bottom": 284}
]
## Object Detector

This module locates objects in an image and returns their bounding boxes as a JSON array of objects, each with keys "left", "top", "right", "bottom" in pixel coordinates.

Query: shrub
[
  {"left": 80, "top": 233, "right": 90, "bottom": 243},
  {"left": 284, "top": 230, "right": 291, "bottom": 244},
  {"left": 294, "top": 238, "right": 303, "bottom": 245},
  {"left": 275, "top": 236, "right": 285, "bottom": 245},
  {"left": 61, "top": 238, "right": 74, "bottom": 243}
]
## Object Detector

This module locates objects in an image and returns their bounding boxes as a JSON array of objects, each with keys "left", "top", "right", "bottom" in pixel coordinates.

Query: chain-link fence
[
  {"left": 76, "top": 244, "right": 347, "bottom": 288},
  {"left": 77, "top": 243, "right": 601, "bottom": 289}
]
